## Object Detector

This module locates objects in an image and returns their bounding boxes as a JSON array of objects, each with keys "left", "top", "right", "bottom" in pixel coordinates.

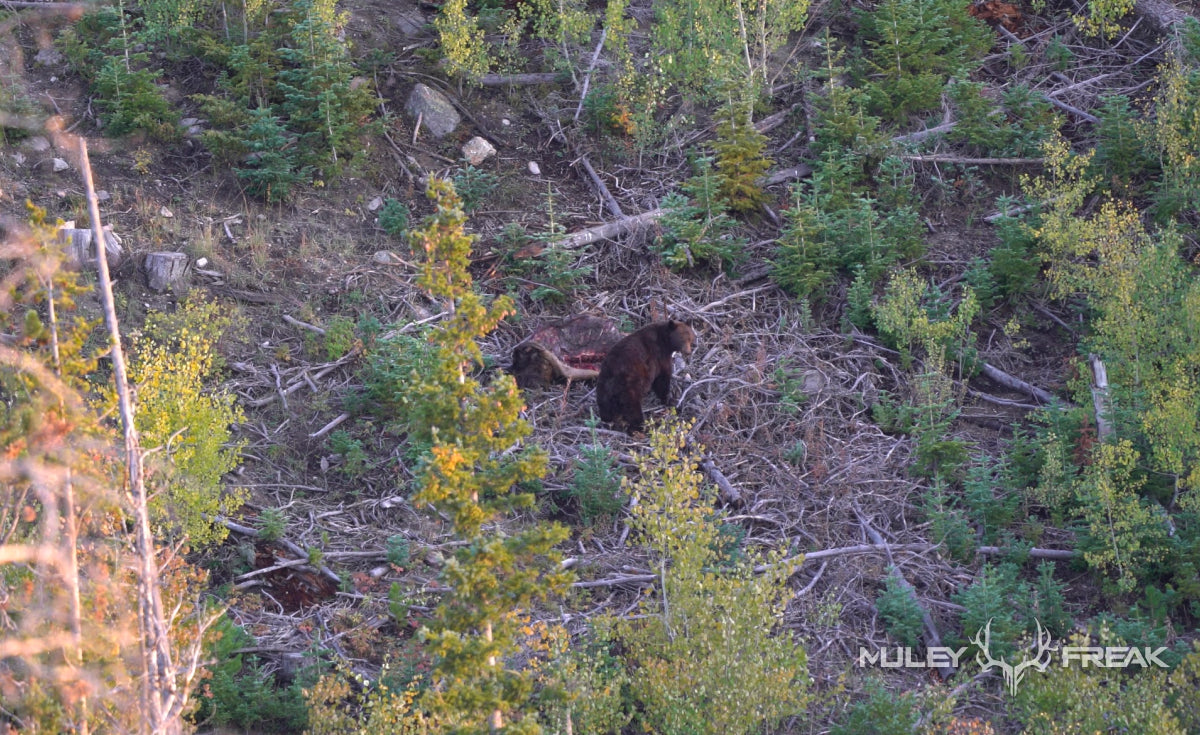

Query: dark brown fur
[{"left": 595, "top": 319, "right": 696, "bottom": 433}]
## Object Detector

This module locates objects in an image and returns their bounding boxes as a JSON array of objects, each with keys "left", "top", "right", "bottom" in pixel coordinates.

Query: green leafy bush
[
  {"left": 235, "top": 107, "right": 311, "bottom": 203},
  {"left": 451, "top": 165, "right": 498, "bottom": 213},
  {"left": 276, "top": 0, "right": 374, "bottom": 174},
  {"left": 379, "top": 198, "right": 411, "bottom": 238},
  {"left": 1013, "top": 625, "right": 1188, "bottom": 734},
  {"left": 773, "top": 150, "right": 923, "bottom": 301},
  {"left": 830, "top": 678, "right": 918, "bottom": 735},
  {"left": 1091, "top": 95, "right": 1157, "bottom": 195},
  {"left": 328, "top": 429, "right": 368, "bottom": 477},
  {"left": 947, "top": 81, "right": 1058, "bottom": 157},
  {"left": 610, "top": 420, "right": 809, "bottom": 734},
  {"left": 114, "top": 294, "right": 246, "bottom": 547},
  {"left": 57, "top": 7, "right": 179, "bottom": 139}
]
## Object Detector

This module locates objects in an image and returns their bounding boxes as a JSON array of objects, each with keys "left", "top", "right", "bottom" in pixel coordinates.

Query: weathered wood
[
  {"left": 892, "top": 120, "right": 957, "bottom": 143},
  {"left": 700, "top": 457, "right": 742, "bottom": 505},
  {"left": 58, "top": 226, "right": 122, "bottom": 269},
  {"left": 1089, "top": 353, "right": 1114, "bottom": 441},
  {"left": 144, "top": 252, "right": 189, "bottom": 292},
  {"left": 560, "top": 209, "right": 663, "bottom": 249},
  {"left": 977, "top": 546, "right": 1077, "bottom": 559},
  {"left": 478, "top": 72, "right": 564, "bottom": 86},
  {"left": 900, "top": 154, "right": 1045, "bottom": 166},
  {"left": 763, "top": 164, "right": 814, "bottom": 186},
  {"left": 1134, "top": 0, "right": 1191, "bottom": 37},
  {"left": 980, "top": 362, "right": 1058, "bottom": 405}
]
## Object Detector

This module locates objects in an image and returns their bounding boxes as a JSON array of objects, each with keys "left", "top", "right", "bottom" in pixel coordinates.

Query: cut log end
[{"left": 144, "top": 252, "right": 191, "bottom": 292}]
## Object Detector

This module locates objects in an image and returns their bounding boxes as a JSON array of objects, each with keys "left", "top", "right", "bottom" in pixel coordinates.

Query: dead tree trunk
[{"left": 81, "top": 139, "right": 181, "bottom": 735}]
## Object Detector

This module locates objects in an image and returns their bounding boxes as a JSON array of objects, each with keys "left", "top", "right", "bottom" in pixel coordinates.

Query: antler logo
[{"left": 969, "top": 619, "right": 1056, "bottom": 695}]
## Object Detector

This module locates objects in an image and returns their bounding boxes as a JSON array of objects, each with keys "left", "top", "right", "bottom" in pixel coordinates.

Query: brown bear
[{"left": 595, "top": 319, "right": 696, "bottom": 433}]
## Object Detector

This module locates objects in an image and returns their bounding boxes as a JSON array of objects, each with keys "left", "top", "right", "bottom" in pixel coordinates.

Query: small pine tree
[
  {"left": 655, "top": 156, "right": 747, "bottom": 271},
  {"left": 713, "top": 97, "right": 773, "bottom": 213},
  {"left": 406, "top": 178, "right": 571, "bottom": 733},
  {"left": 276, "top": 0, "right": 374, "bottom": 172},
  {"left": 235, "top": 107, "right": 310, "bottom": 203}
]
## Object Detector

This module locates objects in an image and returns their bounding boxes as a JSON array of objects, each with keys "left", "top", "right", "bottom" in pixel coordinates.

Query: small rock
[
  {"left": 370, "top": 565, "right": 389, "bottom": 578},
  {"left": 394, "top": 10, "right": 425, "bottom": 37},
  {"left": 180, "top": 118, "right": 200, "bottom": 127},
  {"left": 405, "top": 83, "right": 461, "bottom": 139},
  {"left": 196, "top": 257, "right": 209, "bottom": 268},
  {"left": 425, "top": 550, "right": 445, "bottom": 568},
  {"left": 11, "top": 152, "right": 25, "bottom": 166},
  {"left": 528, "top": 161, "right": 541, "bottom": 175},
  {"left": 372, "top": 250, "right": 400, "bottom": 265},
  {"left": 26, "top": 137, "right": 50, "bottom": 152},
  {"left": 95, "top": 190, "right": 110, "bottom": 202},
  {"left": 501, "top": 118, "right": 511, "bottom": 126},
  {"left": 802, "top": 371, "right": 826, "bottom": 395},
  {"left": 257, "top": 214, "right": 267, "bottom": 221},
  {"left": 367, "top": 196, "right": 384, "bottom": 212},
  {"left": 461, "top": 136, "right": 496, "bottom": 165},
  {"left": 52, "top": 158, "right": 69, "bottom": 172},
  {"left": 160, "top": 206, "right": 173, "bottom": 218},
  {"left": 34, "top": 48, "right": 64, "bottom": 66}
]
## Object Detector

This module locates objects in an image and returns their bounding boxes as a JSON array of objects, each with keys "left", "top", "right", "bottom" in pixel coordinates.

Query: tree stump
[
  {"left": 58, "top": 225, "right": 123, "bottom": 270},
  {"left": 144, "top": 252, "right": 190, "bottom": 292}
]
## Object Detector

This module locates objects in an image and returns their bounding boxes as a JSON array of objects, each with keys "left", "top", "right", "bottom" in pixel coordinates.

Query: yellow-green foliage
[
  {"left": 1148, "top": 52, "right": 1200, "bottom": 219},
  {"left": 651, "top": 0, "right": 808, "bottom": 95},
  {"left": 1027, "top": 138, "right": 1200, "bottom": 593},
  {"left": 1013, "top": 628, "right": 1188, "bottom": 733},
  {"left": 304, "top": 666, "right": 436, "bottom": 735},
  {"left": 119, "top": 293, "right": 246, "bottom": 547},
  {"left": 713, "top": 97, "right": 773, "bottom": 213},
  {"left": 873, "top": 269, "right": 979, "bottom": 373},
  {"left": 611, "top": 420, "right": 808, "bottom": 734},
  {"left": 1070, "top": 441, "right": 1169, "bottom": 592},
  {"left": 1072, "top": 0, "right": 1136, "bottom": 38},
  {"left": 434, "top": 0, "right": 489, "bottom": 80},
  {"left": 1031, "top": 137, "right": 1200, "bottom": 494}
]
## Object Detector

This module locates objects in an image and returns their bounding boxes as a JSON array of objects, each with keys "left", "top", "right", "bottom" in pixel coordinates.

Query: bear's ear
[{"left": 667, "top": 318, "right": 678, "bottom": 329}]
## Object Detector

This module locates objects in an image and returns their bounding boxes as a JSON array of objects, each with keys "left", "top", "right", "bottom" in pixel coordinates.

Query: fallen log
[
  {"left": 560, "top": 209, "right": 663, "bottom": 249},
  {"left": 980, "top": 362, "right": 1058, "bottom": 405},
  {"left": 478, "top": 72, "right": 564, "bottom": 86}
]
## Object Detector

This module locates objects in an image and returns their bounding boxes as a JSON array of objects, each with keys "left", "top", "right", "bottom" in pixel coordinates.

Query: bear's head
[{"left": 667, "top": 319, "right": 696, "bottom": 356}]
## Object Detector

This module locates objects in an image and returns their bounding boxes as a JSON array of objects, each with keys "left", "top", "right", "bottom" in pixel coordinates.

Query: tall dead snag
[
  {"left": 1089, "top": 353, "right": 1114, "bottom": 442},
  {"left": 80, "top": 139, "right": 182, "bottom": 735}
]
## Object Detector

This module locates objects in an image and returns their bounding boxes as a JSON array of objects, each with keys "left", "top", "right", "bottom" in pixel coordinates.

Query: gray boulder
[{"left": 405, "top": 84, "right": 461, "bottom": 139}]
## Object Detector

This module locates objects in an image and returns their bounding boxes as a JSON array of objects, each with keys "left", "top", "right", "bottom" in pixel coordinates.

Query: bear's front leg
[{"left": 651, "top": 373, "right": 672, "bottom": 406}]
